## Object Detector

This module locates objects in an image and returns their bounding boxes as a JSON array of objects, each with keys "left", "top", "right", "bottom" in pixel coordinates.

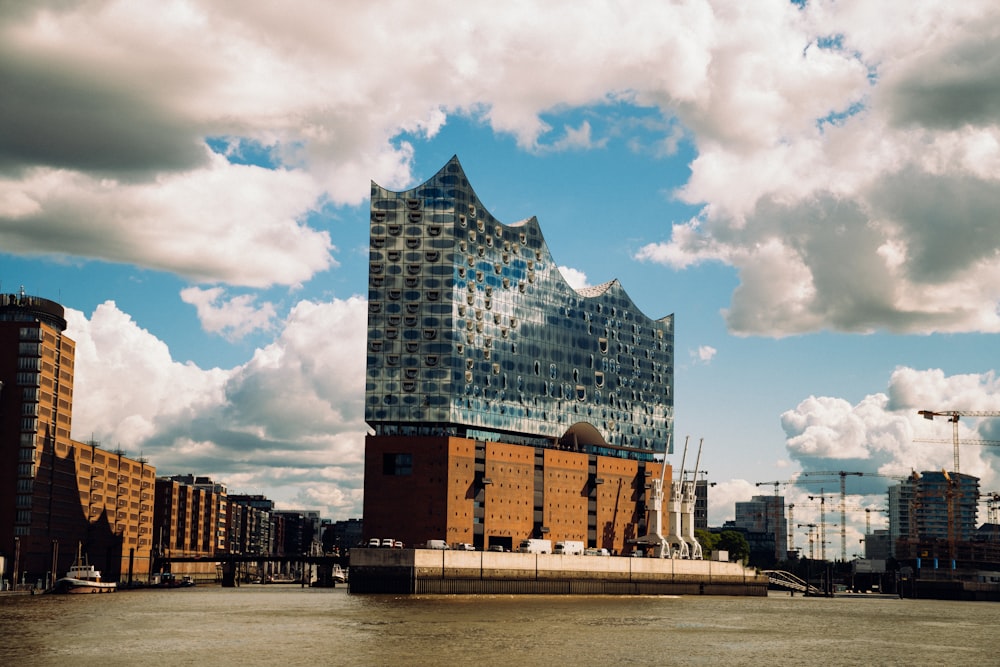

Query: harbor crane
[
  {"left": 917, "top": 410, "right": 1000, "bottom": 474},
  {"left": 680, "top": 439, "right": 705, "bottom": 560},
  {"left": 635, "top": 434, "right": 703, "bottom": 559}
]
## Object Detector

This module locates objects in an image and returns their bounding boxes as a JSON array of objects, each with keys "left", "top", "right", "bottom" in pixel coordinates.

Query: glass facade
[{"left": 365, "top": 156, "right": 674, "bottom": 459}]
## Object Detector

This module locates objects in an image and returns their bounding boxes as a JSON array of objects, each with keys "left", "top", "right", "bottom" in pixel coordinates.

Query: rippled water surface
[{"left": 2, "top": 587, "right": 999, "bottom": 666}]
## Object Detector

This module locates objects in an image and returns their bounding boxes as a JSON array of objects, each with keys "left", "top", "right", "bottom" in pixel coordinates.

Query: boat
[
  {"left": 51, "top": 545, "right": 117, "bottom": 594},
  {"left": 151, "top": 572, "right": 195, "bottom": 588}
]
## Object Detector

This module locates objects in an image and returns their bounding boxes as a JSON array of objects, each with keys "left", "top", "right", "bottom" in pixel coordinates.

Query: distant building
[
  {"left": 324, "top": 518, "right": 362, "bottom": 552},
  {"left": 165, "top": 474, "right": 228, "bottom": 552},
  {"left": 152, "top": 475, "right": 227, "bottom": 580},
  {"left": 694, "top": 479, "right": 709, "bottom": 531},
  {"left": 154, "top": 475, "right": 226, "bottom": 559},
  {"left": 363, "top": 158, "right": 677, "bottom": 552},
  {"left": 272, "top": 510, "right": 322, "bottom": 556},
  {"left": 864, "top": 529, "right": 892, "bottom": 560},
  {"left": 733, "top": 495, "right": 788, "bottom": 562},
  {"left": 0, "top": 290, "right": 155, "bottom": 588},
  {"left": 889, "top": 471, "right": 979, "bottom": 550},
  {"left": 228, "top": 494, "right": 274, "bottom": 555}
]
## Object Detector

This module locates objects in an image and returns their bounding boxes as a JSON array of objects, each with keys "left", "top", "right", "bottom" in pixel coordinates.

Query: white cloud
[
  {"left": 708, "top": 479, "right": 759, "bottom": 525},
  {"left": 5, "top": 1, "right": 1000, "bottom": 335},
  {"left": 715, "top": 366, "right": 1000, "bottom": 552},
  {"left": 541, "top": 121, "right": 607, "bottom": 153},
  {"left": 0, "top": 155, "right": 335, "bottom": 287},
  {"left": 558, "top": 266, "right": 591, "bottom": 290},
  {"left": 693, "top": 345, "right": 717, "bottom": 363},
  {"left": 180, "top": 286, "right": 277, "bottom": 340},
  {"left": 65, "top": 296, "right": 371, "bottom": 520},
  {"left": 780, "top": 367, "right": 1000, "bottom": 487}
]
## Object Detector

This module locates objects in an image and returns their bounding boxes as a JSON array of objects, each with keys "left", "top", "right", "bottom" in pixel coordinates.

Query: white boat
[{"left": 52, "top": 547, "right": 117, "bottom": 594}]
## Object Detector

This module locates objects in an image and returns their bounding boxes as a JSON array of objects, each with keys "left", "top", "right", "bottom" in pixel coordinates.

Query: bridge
[
  {"left": 762, "top": 569, "right": 823, "bottom": 595},
  {"left": 153, "top": 553, "right": 348, "bottom": 587}
]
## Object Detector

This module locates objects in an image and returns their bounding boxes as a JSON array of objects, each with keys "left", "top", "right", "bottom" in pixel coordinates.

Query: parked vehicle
[
  {"left": 425, "top": 540, "right": 450, "bottom": 550},
  {"left": 381, "top": 538, "right": 395, "bottom": 548},
  {"left": 554, "top": 540, "right": 584, "bottom": 555},
  {"left": 453, "top": 542, "right": 475, "bottom": 551},
  {"left": 367, "top": 538, "right": 381, "bottom": 548},
  {"left": 517, "top": 539, "right": 551, "bottom": 554},
  {"left": 488, "top": 545, "right": 505, "bottom": 552},
  {"left": 584, "top": 548, "right": 611, "bottom": 556}
]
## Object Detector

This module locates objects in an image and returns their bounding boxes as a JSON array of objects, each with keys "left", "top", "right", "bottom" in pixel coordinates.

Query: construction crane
[
  {"left": 802, "top": 471, "right": 887, "bottom": 561},
  {"left": 787, "top": 503, "right": 795, "bottom": 553},
  {"left": 797, "top": 523, "right": 818, "bottom": 560},
  {"left": 757, "top": 471, "right": 901, "bottom": 561},
  {"left": 917, "top": 410, "right": 1000, "bottom": 474},
  {"left": 943, "top": 470, "right": 960, "bottom": 561},
  {"left": 755, "top": 480, "right": 788, "bottom": 560},
  {"left": 982, "top": 492, "right": 1000, "bottom": 542},
  {"left": 807, "top": 491, "right": 833, "bottom": 561}
]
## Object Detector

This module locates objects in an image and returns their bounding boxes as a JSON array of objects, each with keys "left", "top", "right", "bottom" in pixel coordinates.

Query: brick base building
[{"left": 363, "top": 435, "right": 668, "bottom": 553}]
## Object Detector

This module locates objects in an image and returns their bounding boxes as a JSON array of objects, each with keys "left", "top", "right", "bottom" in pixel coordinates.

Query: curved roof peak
[{"left": 574, "top": 278, "right": 619, "bottom": 298}]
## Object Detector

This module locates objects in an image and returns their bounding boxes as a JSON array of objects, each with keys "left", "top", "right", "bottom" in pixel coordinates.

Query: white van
[
  {"left": 425, "top": 540, "right": 450, "bottom": 550},
  {"left": 554, "top": 540, "right": 584, "bottom": 555}
]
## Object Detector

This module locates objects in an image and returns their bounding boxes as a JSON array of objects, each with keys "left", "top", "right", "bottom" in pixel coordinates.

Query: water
[{"left": 2, "top": 587, "right": 999, "bottom": 666}]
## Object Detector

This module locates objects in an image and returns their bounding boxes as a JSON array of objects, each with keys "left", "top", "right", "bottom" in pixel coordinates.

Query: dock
[{"left": 349, "top": 549, "right": 768, "bottom": 595}]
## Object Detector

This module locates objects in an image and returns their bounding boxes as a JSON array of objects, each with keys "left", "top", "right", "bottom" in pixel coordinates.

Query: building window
[{"left": 383, "top": 453, "right": 413, "bottom": 476}]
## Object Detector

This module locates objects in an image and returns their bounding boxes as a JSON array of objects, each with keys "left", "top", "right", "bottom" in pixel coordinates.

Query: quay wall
[{"left": 349, "top": 549, "right": 768, "bottom": 596}]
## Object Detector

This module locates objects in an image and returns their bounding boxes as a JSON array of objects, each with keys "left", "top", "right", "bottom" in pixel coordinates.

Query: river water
[{"left": 2, "top": 587, "right": 999, "bottom": 666}]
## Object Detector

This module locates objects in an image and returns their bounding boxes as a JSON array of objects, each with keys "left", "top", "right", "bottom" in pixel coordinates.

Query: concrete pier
[{"left": 349, "top": 549, "right": 768, "bottom": 596}]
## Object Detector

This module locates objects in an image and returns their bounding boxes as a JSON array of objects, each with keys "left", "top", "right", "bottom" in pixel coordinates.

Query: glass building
[{"left": 365, "top": 157, "right": 674, "bottom": 460}]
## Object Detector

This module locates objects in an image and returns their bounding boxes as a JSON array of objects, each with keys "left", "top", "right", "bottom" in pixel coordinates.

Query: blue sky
[{"left": 4, "top": 1, "right": 1000, "bottom": 556}]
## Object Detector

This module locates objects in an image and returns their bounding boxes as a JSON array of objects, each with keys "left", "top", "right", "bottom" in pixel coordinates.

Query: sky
[{"left": 4, "top": 0, "right": 1000, "bottom": 557}]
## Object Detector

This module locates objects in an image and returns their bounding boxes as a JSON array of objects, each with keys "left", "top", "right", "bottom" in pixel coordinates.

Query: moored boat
[{"left": 51, "top": 546, "right": 117, "bottom": 594}]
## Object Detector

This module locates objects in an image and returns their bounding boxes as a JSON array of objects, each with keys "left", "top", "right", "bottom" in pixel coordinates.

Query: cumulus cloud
[
  {"left": 541, "top": 121, "right": 607, "bottom": 153},
  {"left": 781, "top": 367, "right": 1000, "bottom": 488},
  {"left": 5, "top": 1, "right": 1000, "bottom": 335},
  {"left": 67, "top": 303, "right": 231, "bottom": 447},
  {"left": 180, "top": 286, "right": 277, "bottom": 340},
  {"left": 0, "top": 154, "right": 335, "bottom": 287},
  {"left": 708, "top": 479, "right": 759, "bottom": 525},
  {"left": 559, "top": 266, "right": 591, "bottom": 290},
  {"left": 693, "top": 345, "right": 717, "bottom": 364},
  {"left": 765, "top": 365, "right": 1000, "bottom": 550},
  {"left": 66, "top": 296, "right": 371, "bottom": 519}
]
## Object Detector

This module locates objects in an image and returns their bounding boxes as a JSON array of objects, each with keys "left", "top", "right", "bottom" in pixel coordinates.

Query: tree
[
  {"left": 695, "top": 529, "right": 719, "bottom": 555},
  {"left": 717, "top": 530, "right": 751, "bottom": 564}
]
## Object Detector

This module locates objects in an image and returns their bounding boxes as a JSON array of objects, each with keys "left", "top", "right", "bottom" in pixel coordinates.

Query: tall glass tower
[{"left": 365, "top": 157, "right": 673, "bottom": 460}]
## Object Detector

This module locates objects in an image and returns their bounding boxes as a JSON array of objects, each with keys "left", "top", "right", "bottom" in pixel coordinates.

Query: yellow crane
[{"left": 917, "top": 410, "right": 1000, "bottom": 474}]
